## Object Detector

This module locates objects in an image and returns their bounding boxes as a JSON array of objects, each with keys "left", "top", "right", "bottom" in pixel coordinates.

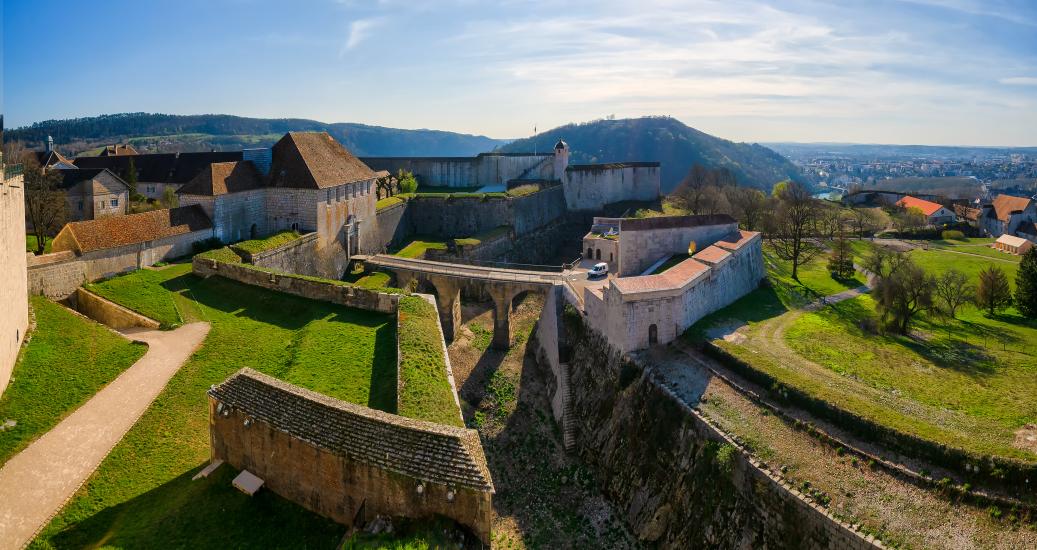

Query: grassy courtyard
[
  {"left": 688, "top": 241, "right": 1037, "bottom": 462},
  {"left": 34, "top": 264, "right": 399, "bottom": 548},
  {"left": 0, "top": 297, "right": 146, "bottom": 465},
  {"left": 393, "top": 237, "right": 448, "bottom": 259}
]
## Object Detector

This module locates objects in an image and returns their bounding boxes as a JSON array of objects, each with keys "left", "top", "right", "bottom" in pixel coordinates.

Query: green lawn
[
  {"left": 376, "top": 195, "right": 406, "bottom": 211},
  {"left": 85, "top": 267, "right": 188, "bottom": 328},
  {"left": 396, "top": 296, "right": 463, "bottom": 427},
  {"left": 654, "top": 254, "right": 690, "bottom": 274},
  {"left": 394, "top": 238, "right": 448, "bottom": 259},
  {"left": 923, "top": 239, "right": 1022, "bottom": 264},
  {"left": 230, "top": 230, "right": 302, "bottom": 255},
  {"left": 0, "top": 297, "right": 146, "bottom": 465},
  {"left": 34, "top": 265, "right": 399, "bottom": 548},
  {"left": 25, "top": 235, "right": 52, "bottom": 254},
  {"left": 784, "top": 295, "right": 1037, "bottom": 460},
  {"left": 764, "top": 246, "right": 866, "bottom": 300}
]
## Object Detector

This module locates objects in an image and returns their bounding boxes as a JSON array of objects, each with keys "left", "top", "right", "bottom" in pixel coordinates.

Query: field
[
  {"left": 689, "top": 240, "right": 1037, "bottom": 462},
  {"left": 35, "top": 264, "right": 401, "bottom": 547},
  {"left": 0, "top": 297, "right": 146, "bottom": 465}
]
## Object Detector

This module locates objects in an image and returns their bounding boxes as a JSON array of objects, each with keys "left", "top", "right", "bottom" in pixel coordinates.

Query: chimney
[{"left": 46, "top": 135, "right": 54, "bottom": 152}]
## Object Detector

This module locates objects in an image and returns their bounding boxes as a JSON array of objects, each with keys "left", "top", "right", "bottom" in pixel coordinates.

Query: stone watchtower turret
[{"left": 553, "top": 139, "right": 569, "bottom": 183}]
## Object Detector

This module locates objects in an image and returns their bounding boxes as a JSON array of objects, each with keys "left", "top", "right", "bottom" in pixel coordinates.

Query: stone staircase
[
  {"left": 511, "top": 156, "right": 553, "bottom": 184},
  {"left": 559, "top": 362, "right": 576, "bottom": 450}
]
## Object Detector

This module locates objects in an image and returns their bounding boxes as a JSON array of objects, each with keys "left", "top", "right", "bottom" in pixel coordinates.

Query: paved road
[{"left": 0, "top": 322, "right": 210, "bottom": 549}]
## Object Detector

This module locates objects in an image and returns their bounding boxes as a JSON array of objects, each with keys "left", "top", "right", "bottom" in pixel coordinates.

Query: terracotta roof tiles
[
  {"left": 57, "top": 205, "right": 212, "bottom": 253},
  {"left": 269, "top": 132, "right": 376, "bottom": 190},
  {"left": 895, "top": 196, "right": 945, "bottom": 217},
  {"left": 992, "top": 194, "right": 1033, "bottom": 223},
  {"left": 178, "top": 161, "right": 265, "bottom": 196}
]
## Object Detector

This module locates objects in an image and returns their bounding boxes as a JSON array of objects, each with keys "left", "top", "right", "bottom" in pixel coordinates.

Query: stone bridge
[{"left": 356, "top": 255, "right": 562, "bottom": 349}]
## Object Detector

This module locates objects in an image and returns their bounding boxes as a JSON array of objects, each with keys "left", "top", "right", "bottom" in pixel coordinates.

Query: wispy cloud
[
  {"left": 340, "top": 18, "right": 382, "bottom": 56},
  {"left": 1000, "top": 76, "right": 1037, "bottom": 86}
]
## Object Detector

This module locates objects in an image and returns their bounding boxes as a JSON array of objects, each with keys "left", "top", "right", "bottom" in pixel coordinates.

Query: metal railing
[{"left": 3, "top": 164, "right": 23, "bottom": 180}]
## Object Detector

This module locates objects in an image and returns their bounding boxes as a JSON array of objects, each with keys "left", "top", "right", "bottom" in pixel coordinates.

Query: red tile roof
[
  {"left": 991, "top": 194, "right": 1033, "bottom": 223},
  {"left": 692, "top": 245, "right": 731, "bottom": 265},
  {"left": 56, "top": 205, "right": 212, "bottom": 253},
  {"left": 269, "top": 132, "right": 376, "bottom": 190},
  {"left": 896, "top": 196, "right": 945, "bottom": 216},
  {"left": 98, "top": 144, "right": 138, "bottom": 156},
  {"left": 179, "top": 161, "right": 265, "bottom": 196},
  {"left": 714, "top": 230, "right": 759, "bottom": 251},
  {"left": 612, "top": 258, "right": 709, "bottom": 294}
]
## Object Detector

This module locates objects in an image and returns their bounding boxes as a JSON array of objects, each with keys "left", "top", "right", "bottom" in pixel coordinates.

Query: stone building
[
  {"left": 895, "top": 195, "right": 956, "bottom": 226},
  {"left": 178, "top": 132, "right": 379, "bottom": 278},
  {"left": 563, "top": 161, "right": 661, "bottom": 212},
  {"left": 50, "top": 205, "right": 213, "bottom": 281},
  {"left": 584, "top": 215, "right": 740, "bottom": 277},
  {"left": 74, "top": 150, "right": 243, "bottom": 201},
  {"left": 981, "top": 194, "right": 1037, "bottom": 241},
  {"left": 0, "top": 158, "right": 28, "bottom": 395},
  {"left": 583, "top": 217, "right": 764, "bottom": 352},
  {"left": 209, "top": 368, "right": 495, "bottom": 544},
  {"left": 59, "top": 168, "right": 130, "bottom": 221}
]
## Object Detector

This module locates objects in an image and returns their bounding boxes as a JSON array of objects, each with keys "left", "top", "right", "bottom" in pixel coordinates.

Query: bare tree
[
  {"left": 862, "top": 245, "right": 908, "bottom": 279},
  {"left": 727, "top": 187, "right": 767, "bottom": 231},
  {"left": 764, "top": 181, "right": 823, "bottom": 281},
  {"left": 933, "top": 269, "right": 974, "bottom": 318},
  {"left": 874, "top": 259, "right": 934, "bottom": 334},
  {"left": 22, "top": 156, "right": 68, "bottom": 255}
]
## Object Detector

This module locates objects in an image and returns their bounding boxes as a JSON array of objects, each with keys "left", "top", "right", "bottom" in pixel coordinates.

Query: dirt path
[{"left": 0, "top": 322, "right": 210, "bottom": 550}]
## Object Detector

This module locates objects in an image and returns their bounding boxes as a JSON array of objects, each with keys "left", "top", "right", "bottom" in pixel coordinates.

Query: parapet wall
[
  {"left": 564, "top": 164, "right": 660, "bottom": 212},
  {"left": 1, "top": 173, "right": 29, "bottom": 395},
  {"left": 192, "top": 256, "right": 400, "bottom": 314},
  {"left": 245, "top": 233, "right": 321, "bottom": 277},
  {"left": 362, "top": 153, "right": 554, "bottom": 188},
  {"left": 565, "top": 327, "right": 880, "bottom": 548}
]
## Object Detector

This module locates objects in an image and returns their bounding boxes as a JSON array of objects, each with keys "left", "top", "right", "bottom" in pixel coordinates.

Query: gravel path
[{"left": 0, "top": 322, "right": 210, "bottom": 550}]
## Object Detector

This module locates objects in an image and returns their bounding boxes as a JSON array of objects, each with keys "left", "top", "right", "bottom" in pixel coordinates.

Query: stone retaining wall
[
  {"left": 244, "top": 233, "right": 321, "bottom": 277},
  {"left": 565, "top": 326, "right": 881, "bottom": 548},
  {"left": 192, "top": 256, "right": 400, "bottom": 314},
  {"left": 74, "top": 288, "right": 161, "bottom": 330}
]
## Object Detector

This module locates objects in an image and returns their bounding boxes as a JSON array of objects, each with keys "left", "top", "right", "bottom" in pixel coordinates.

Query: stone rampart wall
[
  {"left": 1, "top": 173, "right": 29, "bottom": 395},
  {"left": 27, "top": 255, "right": 87, "bottom": 299},
  {"left": 563, "top": 165, "right": 660, "bottom": 212},
  {"left": 617, "top": 221, "right": 737, "bottom": 276},
  {"left": 248, "top": 233, "right": 321, "bottom": 277},
  {"left": 74, "top": 288, "right": 161, "bottom": 329},
  {"left": 565, "top": 327, "right": 880, "bottom": 548},
  {"left": 362, "top": 154, "right": 554, "bottom": 188},
  {"left": 193, "top": 256, "right": 400, "bottom": 314}
]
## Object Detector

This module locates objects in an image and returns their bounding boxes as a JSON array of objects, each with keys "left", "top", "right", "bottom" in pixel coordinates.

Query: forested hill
[
  {"left": 5, "top": 113, "right": 507, "bottom": 157},
  {"left": 501, "top": 117, "right": 805, "bottom": 193}
]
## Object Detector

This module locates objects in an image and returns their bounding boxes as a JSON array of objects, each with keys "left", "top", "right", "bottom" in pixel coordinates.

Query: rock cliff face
[{"left": 563, "top": 326, "right": 874, "bottom": 549}]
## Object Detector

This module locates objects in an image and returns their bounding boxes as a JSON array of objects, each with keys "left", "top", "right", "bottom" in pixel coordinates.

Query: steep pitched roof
[
  {"left": 56, "top": 205, "right": 212, "bottom": 253},
  {"left": 896, "top": 196, "right": 945, "bottom": 217},
  {"left": 59, "top": 168, "right": 129, "bottom": 193},
  {"left": 35, "top": 150, "right": 72, "bottom": 167},
  {"left": 73, "top": 151, "right": 243, "bottom": 184},
  {"left": 991, "top": 194, "right": 1034, "bottom": 223},
  {"left": 98, "top": 144, "right": 138, "bottom": 156},
  {"left": 178, "top": 161, "right": 265, "bottom": 196},
  {"left": 268, "top": 132, "right": 376, "bottom": 190},
  {"left": 209, "top": 368, "right": 494, "bottom": 492}
]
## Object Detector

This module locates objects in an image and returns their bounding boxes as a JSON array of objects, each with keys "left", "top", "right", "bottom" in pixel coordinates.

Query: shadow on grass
[
  {"left": 46, "top": 464, "right": 344, "bottom": 549},
  {"left": 368, "top": 322, "right": 399, "bottom": 413},
  {"left": 682, "top": 285, "right": 789, "bottom": 344}
]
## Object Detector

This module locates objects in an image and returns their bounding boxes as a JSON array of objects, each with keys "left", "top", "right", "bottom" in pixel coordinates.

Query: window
[
  {"left": 110, "top": 198, "right": 119, "bottom": 208},
  {"left": 648, "top": 324, "right": 658, "bottom": 345},
  {"left": 77, "top": 201, "right": 84, "bottom": 211}
]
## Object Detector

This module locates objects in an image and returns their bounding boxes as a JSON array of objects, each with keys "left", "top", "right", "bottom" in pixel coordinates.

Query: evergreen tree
[
  {"left": 1015, "top": 248, "right": 1037, "bottom": 317},
  {"left": 827, "top": 233, "right": 855, "bottom": 280},
  {"left": 976, "top": 265, "right": 1013, "bottom": 316}
]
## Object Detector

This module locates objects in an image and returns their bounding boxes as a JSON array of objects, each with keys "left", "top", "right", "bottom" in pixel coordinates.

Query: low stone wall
[
  {"left": 192, "top": 256, "right": 400, "bottom": 314},
  {"left": 245, "top": 233, "right": 320, "bottom": 277},
  {"left": 209, "top": 369, "right": 494, "bottom": 544},
  {"left": 565, "top": 326, "right": 881, "bottom": 548},
  {"left": 74, "top": 288, "right": 161, "bottom": 330},
  {"left": 27, "top": 254, "right": 87, "bottom": 299}
]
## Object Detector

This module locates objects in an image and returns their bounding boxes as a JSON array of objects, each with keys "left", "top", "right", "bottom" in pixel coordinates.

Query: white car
[{"left": 587, "top": 262, "right": 609, "bottom": 278}]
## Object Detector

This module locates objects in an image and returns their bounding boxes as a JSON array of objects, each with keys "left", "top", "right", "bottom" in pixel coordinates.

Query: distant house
[
  {"left": 994, "top": 234, "right": 1034, "bottom": 255},
  {"left": 74, "top": 151, "right": 242, "bottom": 201},
  {"left": 954, "top": 203, "right": 983, "bottom": 226},
  {"left": 981, "top": 194, "right": 1037, "bottom": 239},
  {"left": 98, "top": 144, "right": 139, "bottom": 157},
  {"left": 34, "top": 149, "right": 76, "bottom": 170},
  {"left": 59, "top": 168, "right": 130, "bottom": 221},
  {"left": 895, "top": 196, "right": 956, "bottom": 226}
]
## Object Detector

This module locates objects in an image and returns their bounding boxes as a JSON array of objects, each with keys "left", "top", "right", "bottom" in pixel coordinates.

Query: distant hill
[
  {"left": 500, "top": 117, "right": 805, "bottom": 192},
  {"left": 5, "top": 113, "right": 508, "bottom": 157}
]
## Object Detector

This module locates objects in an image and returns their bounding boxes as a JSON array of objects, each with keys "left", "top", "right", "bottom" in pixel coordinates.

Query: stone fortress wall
[
  {"left": 563, "top": 163, "right": 661, "bottom": 212},
  {"left": 0, "top": 170, "right": 28, "bottom": 395},
  {"left": 616, "top": 215, "right": 738, "bottom": 276},
  {"left": 362, "top": 153, "right": 554, "bottom": 188}
]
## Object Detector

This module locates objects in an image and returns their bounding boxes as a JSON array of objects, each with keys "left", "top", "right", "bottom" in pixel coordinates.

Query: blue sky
[{"left": 3, "top": 0, "right": 1036, "bottom": 145}]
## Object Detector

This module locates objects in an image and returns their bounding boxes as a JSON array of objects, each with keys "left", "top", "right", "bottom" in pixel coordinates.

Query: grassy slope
[
  {"left": 34, "top": 265, "right": 397, "bottom": 548},
  {"left": 394, "top": 238, "right": 448, "bottom": 259},
  {"left": 784, "top": 294, "right": 1037, "bottom": 459},
  {"left": 86, "top": 268, "right": 186, "bottom": 327},
  {"left": 0, "top": 297, "right": 146, "bottom": 465},
  {"left": 397, "top": 297, "right": 463, "bottom": 427},
  {"left": 764, "top": 246, "right": 865, "bottom": 299},
  {"left": 230, "top": 230, "right": 301, "bottom": 254}
]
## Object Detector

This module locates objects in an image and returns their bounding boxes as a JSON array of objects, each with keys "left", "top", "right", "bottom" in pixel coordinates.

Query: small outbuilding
[{"left": 994, "top": 234, "right": 1034, "bottom": 255}]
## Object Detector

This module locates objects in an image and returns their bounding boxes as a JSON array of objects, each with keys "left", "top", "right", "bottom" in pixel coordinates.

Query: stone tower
[{"left": 553, "top": 139, "right": 569, "bottom": 182}]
